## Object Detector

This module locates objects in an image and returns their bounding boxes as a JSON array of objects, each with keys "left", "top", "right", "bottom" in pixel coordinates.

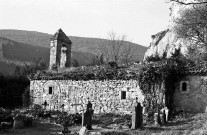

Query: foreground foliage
[
  {"left": 138, "top": 57, "right": 193, "bottom": 121},
  {"left": 93, "top": 113, "right": 131, "bottom": 128}
]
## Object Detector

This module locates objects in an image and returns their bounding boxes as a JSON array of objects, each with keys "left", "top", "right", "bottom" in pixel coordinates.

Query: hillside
[
  {"left": 0, "top": 29, "right": 147, "bottom": 59},
  {"left": 0, "top": 37, "right": 94, "bottom": 74},
  {"left": 0, "top": 29, "right": 147, "bottom": 74}
]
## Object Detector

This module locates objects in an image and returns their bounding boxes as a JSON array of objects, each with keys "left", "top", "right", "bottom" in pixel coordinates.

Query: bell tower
[{"left": 49, "top": 29, "right": 72, "bottom": 70}]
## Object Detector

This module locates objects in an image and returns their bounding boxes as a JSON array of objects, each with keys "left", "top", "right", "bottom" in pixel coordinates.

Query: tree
[
  {"left": 88, "top": 54, "right": 105, "bottom": 66},
  {"left": 22, "top": 86, "right": 31, "bottom": 108},
  {"left": 94, "top": 31, "right": 136, "bottom": 64},
  {"left": 14, "top": 66, "right": 21, "bottom": 76},
  {"left": 171, "top": 1, "right": 207, "bottom": 60},
  {"left": 169, "top": 0, "right": 207, "bottom": 5},
  {"left": 33, "top": 57, "right": 48, "bottom": 71},
  {"left": 14, "top": 57, "right": 48, "bottom": 76},
  {"left": 72, "top": 59, "right": 80, "bottom": 67},
  {"left": 173, "top": 3, "right": 207, "bottom": 45}
]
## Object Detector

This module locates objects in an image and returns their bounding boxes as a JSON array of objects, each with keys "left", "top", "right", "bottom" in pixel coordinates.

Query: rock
[
  {"left": 122, "top": 125, "right": 130, "bottom": 130},
  {"left": 51, "top": 115, "right": 58, "bottom": 118},
  {"left": 144, "top": 29, "right": 188, "bottom": 60},
  {"left": 112, "top": 118, "right": 119, "bottom": 123},
  {"left": 144, "top": 2, "right": 193, "bottom": 61},
  {"left": 13, "top": 119, "right": 24, "bottom": 129},
  {"left": 113, "top": 124, "right": 122, "bottom": 130},
  {"left": 1, "top": 122, "right": 12, "bottom": 126},
  {"left": 1, "top": 122, "right": 12, "bottom": 128},
  {"left": 79, "top": 126, "right": 87, "bottom": 135},
  {"left": 88, "top": 131, "right": 102, "bottom": 135}
]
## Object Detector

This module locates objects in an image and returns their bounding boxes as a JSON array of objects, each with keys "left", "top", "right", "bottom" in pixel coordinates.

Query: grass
[
  {"left": 1, "top": 113, "right": 207, "bottom": 135},
  {"left": 98, "top": 113, "right": 207, "bottom": 135},
  {"left": 125, "top": 113, "right": 207, "bottom": 135}
]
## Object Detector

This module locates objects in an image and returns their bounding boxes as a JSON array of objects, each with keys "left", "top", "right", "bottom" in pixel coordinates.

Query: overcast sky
[{"left": 0, "top": 0, "right": 170, "bottom": 47}]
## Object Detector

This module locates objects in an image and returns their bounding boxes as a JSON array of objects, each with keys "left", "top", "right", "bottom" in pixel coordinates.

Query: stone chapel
[
  {"left": 30, "top": 29, "right": 207, "bottom": 114},
  {"left": 30, "top": 29, "right": 144, "bottom": 114}
]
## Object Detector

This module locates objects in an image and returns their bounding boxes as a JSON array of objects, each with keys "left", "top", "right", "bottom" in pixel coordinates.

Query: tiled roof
[
  {"left": 51, "top": 28, "right": 72, "bottom": 44},
  {"left": 186, "top": 61, "right": 207, "bottom": 75}
]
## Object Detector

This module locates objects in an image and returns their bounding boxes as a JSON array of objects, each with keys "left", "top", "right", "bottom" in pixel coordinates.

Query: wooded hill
[{"left": 0, "top": 29, "right": 147, "bottom": 74}]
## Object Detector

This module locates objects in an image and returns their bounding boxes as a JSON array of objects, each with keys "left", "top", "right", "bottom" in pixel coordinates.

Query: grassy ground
[
  {"left": 124, "top": 113, "right": 207, "bottom": 135},
  {"left": 1, "top": 113, "right": 207, "bottom": 135}
]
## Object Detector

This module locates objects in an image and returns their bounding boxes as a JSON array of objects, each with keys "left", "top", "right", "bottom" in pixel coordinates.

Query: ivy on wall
[{"left": 137, "top": 58, "right": 191, "bottom": 117}]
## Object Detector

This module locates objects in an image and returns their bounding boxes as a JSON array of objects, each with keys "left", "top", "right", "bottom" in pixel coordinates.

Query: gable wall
[
  {"left": 173, "top": 76, "right": 207, "bottom": 113},
  {"left": 30, "top": 79, "right": 143, "bottom": 114}
]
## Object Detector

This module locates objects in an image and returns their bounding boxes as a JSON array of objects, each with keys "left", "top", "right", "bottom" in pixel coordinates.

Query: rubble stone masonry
[
  {"left": 174, "top": 76, "right": 207, "bottom": 113},
  {"left": 30, "top": 79, "right": 144, "bottom": 114}
]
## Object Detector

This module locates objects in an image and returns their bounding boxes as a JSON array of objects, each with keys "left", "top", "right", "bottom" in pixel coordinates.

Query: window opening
[
  {"left": 121, "top": 91, "right": 126, "bottom": 100},
  {"left": 49, "top": 86, "right": 53, "bottom": 94},
  {"left": 182, "top": 82, "right": 187, "bottom": 92}
]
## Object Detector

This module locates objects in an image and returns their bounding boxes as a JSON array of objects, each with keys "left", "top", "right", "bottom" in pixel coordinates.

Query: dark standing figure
[
  {"left": 61, "top": 104, "right": 65, "bottom": 112},
  {"left": 83, "top": 98, "right": 93, "bottom": 130},
  {"left": 42, "top": 100, "right": 48, "bottom": 110},
  {"left": 131, "top": 97, "right": 143, "bottom": 129}
]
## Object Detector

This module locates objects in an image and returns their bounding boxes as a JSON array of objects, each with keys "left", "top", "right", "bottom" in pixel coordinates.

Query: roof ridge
[{"left": 51, "top": 28, "right": 72, "bottom": 44}]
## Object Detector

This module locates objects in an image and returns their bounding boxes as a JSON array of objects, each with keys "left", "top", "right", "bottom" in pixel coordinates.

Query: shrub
[
  {"left": 92, "top": 113, "right": 131, "bottom": 128},
  {"left": 102, "top": 131, "right": 129, "bottom": 135},
  {"left": 55, "top": 113, "right": 82, "bottom": 127},
  {"left": 22, "top": 86, "right": 31, "bottom": 108}
]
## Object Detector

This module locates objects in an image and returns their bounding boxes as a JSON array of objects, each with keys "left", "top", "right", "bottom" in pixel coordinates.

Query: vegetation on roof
[{"left": 29, "top": 62, "right": 142, "bottom": 80}]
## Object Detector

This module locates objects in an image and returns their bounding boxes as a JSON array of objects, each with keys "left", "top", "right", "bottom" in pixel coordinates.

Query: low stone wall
[{"left": 30, "top": 80, "right": 144, "bottom": 114}]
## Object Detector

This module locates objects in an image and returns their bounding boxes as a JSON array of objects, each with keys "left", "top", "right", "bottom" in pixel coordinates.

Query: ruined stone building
[
  {"left": 49, "top": 29, "right": 72, "bottom": 70},
  {"left": 30, "top": 29, "right": 144, "bottom": 114},
  {"left": 29, "top": 26, "right": 207, "bottom": 114}
]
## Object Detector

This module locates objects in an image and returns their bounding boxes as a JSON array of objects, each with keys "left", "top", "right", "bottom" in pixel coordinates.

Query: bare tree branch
[
  {"left": 170, "top": 0, "right": 207, "bottom": 5},
  {"left": 90, "top": 31, "right": 135, "bottom": 64}
]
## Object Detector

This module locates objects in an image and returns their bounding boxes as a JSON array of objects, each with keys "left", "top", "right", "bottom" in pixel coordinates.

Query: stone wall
[
  {"left": 0, "top": 42, "right": 3, "bottom": 61},
  {"left": 30, "top": 80, "right": 144, "bottom": 114},
  {"left": 49, "top": 40, "right": 57, "bottom": 69},
  {"left": 173, "top": 76, "right": 207, "bottom": 113},
  {"left": 49, "top": 29, "right": 72, "bottom": 69}
]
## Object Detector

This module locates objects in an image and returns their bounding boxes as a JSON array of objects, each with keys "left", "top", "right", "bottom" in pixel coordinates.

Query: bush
[
  {"left": 0, "top": 108, "right": 13, "bottom": 123},
  {"left": 23, "top": 115, "right": 33, "bottom": 127},
  {"left": 22, "top": 86, "right": 31, "bottom": 108},
  {"left": 93, "top": 113, "right": 131, "bottom": 128},
  {"left": 12, "top": 110, "right": 34, "bottom": 128},
  {"left": 55, "top": 113, "right": 82, "bottom": 127},
  {"left": 102, "top": 131, "right": 129, "bottom": 135}
]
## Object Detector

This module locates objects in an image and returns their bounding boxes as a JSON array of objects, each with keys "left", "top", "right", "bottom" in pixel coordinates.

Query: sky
[{"left": 0, "top": 0, "right": 171, "bottom": 47}]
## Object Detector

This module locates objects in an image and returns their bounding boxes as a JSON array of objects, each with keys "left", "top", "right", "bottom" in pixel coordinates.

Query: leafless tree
[
  {"left": 168, "top": 0, "right": 207, "bottom": 5},
  {"left": 88, "top": 54, "right": 104, "bottom": 66},
  {"left": 169, "top": 0, "right": 207, "bottom": 61},
  {"left": 72, "top": 58, "right": 80, "bottom": 67},
  {"left": 95, "top": 31, "right": 136, "bottom": 64}
]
